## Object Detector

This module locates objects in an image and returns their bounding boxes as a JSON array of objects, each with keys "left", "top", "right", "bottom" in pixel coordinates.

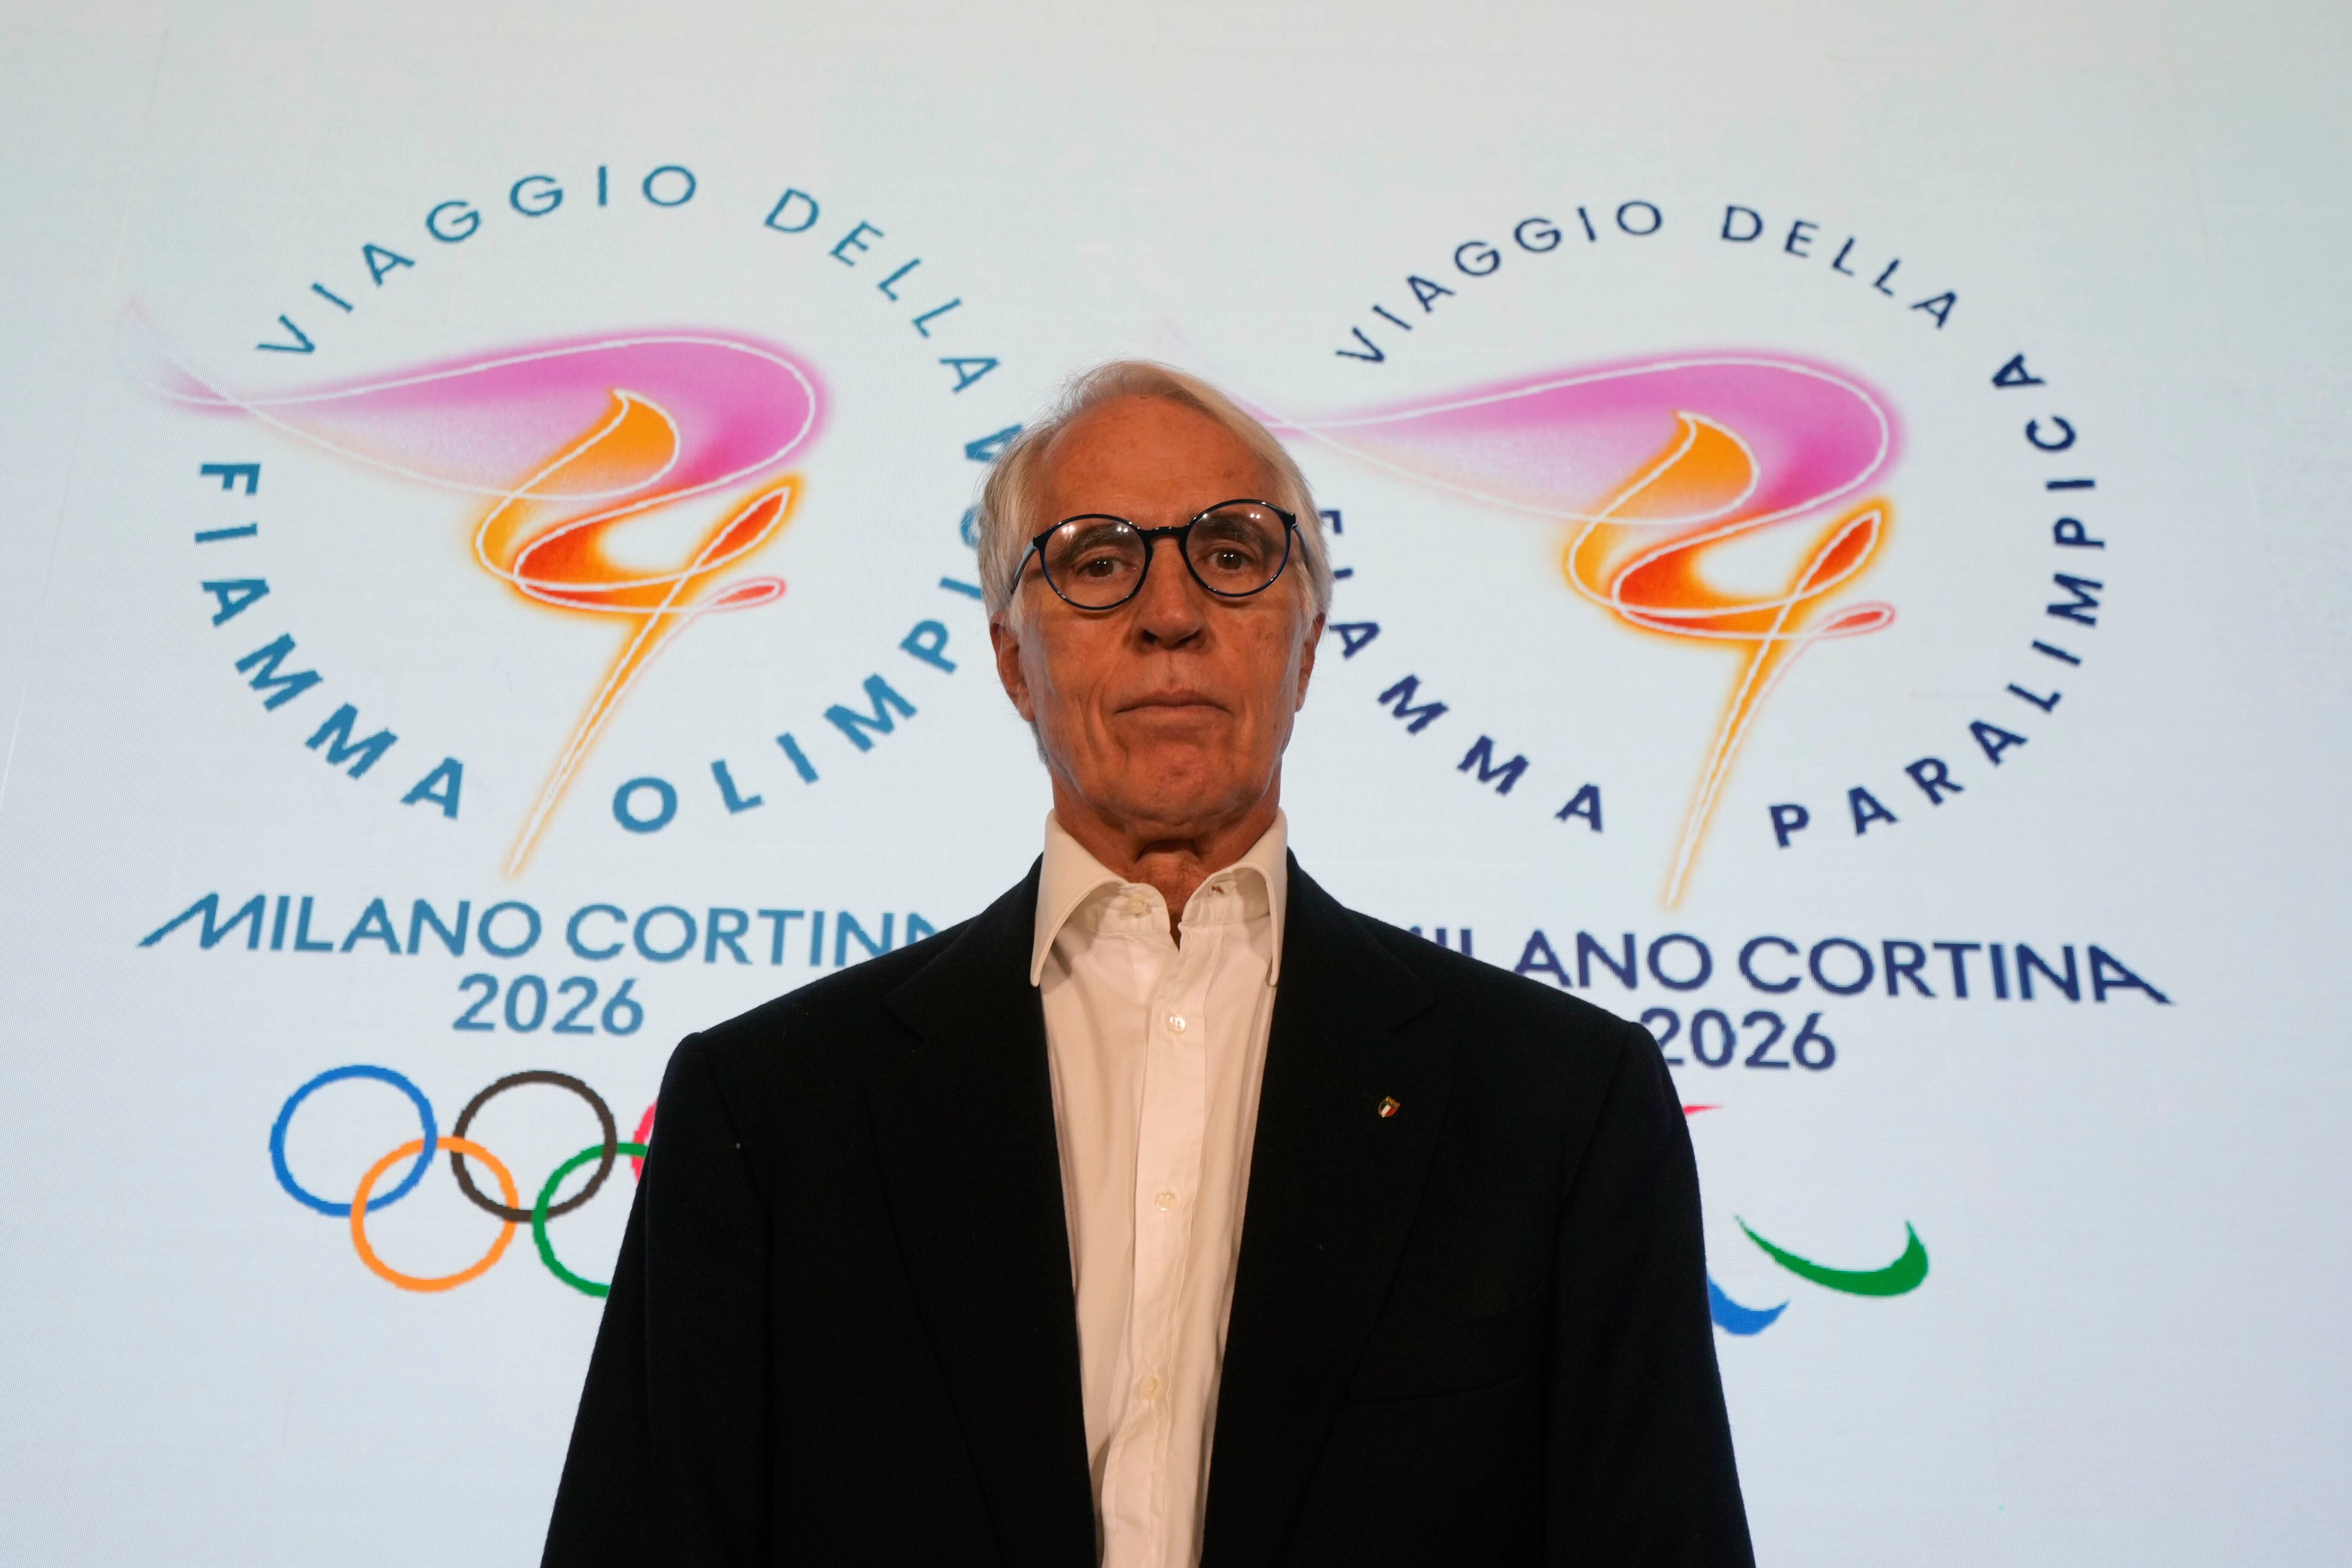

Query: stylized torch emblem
[
  {"left": 1274, "top": 356, "right": 1897, "bottom": 905},
  {"left": 134, "top": 327, "right": 825, "bottom": 872}
]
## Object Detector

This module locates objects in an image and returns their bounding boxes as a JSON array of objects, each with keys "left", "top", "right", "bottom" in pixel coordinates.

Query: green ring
[{"left": 533, "top": 1141, "right": 649, "bottom": 1297}]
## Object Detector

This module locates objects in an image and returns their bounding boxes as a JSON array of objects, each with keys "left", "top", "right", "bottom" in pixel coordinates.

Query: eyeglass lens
[{"left": 1040, "top": 503, "right": 1290, "bottom": 608}]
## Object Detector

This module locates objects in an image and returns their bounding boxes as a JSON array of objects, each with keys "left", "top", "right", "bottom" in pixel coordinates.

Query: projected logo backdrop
[
  {"left": 9, "top": 1, "right": 2332, "bottom": 1551},
  {"left": 75, "top": 158, "right": 2190, "bottom": 1512},
  {"left": 110, "top": 176, "right": 2180, "bottom": 1338}
]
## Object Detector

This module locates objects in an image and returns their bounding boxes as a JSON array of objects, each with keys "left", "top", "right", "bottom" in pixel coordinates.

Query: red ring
[{"left": 628, "top": 1102, "right": 656, "bottom": 1177}]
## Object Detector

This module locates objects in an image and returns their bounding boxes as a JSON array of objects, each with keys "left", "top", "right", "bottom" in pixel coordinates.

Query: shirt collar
[{"left": 1029, "top": 809, "right": 1290, "bottom": 986}]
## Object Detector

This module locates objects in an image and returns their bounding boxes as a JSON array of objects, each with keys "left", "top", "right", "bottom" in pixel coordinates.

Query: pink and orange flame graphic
[
  {"left": 131, "top": 325, "right": 825, "bottom": 872},
  {"left": 1270, "top": 356, "right": 1898, "bottom": 905}
]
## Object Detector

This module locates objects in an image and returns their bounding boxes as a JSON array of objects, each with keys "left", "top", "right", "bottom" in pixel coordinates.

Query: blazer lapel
[
  {"left": 1202, "top": 859, "right": 1448, "bottom": 1568},
  {"left": 869, "top": 865, "right": 1098, "bottom": 1568}
]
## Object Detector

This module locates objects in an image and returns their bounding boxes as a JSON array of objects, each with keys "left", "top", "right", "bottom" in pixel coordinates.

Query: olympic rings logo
[{"left": 270, "top": 1065, "right": 655, "bottom": 1296}]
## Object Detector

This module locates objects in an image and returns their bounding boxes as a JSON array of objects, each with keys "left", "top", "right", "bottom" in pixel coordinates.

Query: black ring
[{"left": 448, "top": 1070, "right": 618, "bottom": 1223}]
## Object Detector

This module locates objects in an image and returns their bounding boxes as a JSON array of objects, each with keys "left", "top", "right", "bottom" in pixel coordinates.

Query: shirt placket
[{"left": 1101, "top": 893, "right": 1220, "bottom": 1564}]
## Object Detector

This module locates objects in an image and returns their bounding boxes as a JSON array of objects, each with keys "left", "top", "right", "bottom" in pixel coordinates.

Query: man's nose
[{"left": 1131, "top": 535, "right": 1207, "bottom": 646}]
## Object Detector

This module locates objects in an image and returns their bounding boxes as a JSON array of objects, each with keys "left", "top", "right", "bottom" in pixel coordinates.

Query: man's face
[{"left": 990, "top": 395, "right": 1322, "bottom": 842}]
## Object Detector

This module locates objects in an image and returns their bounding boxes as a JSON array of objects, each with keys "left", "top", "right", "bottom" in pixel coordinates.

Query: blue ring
[{"left": 271, "top": 1065, "right": 437, "bottom": 1216}]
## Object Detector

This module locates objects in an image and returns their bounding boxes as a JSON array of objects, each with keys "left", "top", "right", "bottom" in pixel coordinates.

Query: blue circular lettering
[
  {"left": 1616, "top": 200, "right": 1662, "bottom": 236},
  {"left": 426, "top": 200, "right": 480, "bottom": 242},
  {"left": 510, "top": 175, "right": 562, "bottom": 217},
  {"left": 614, "top": 777, "right": 677, "bottom": 833},
  {"left": 1453, "top": 239, "right": 1501, "bottom": 276},
  {"left": 642, "top": 165, "right": 696, "bottom": 207},
  {"left": 1513, "top": 216, "right": 1562, "bottom": 252}
]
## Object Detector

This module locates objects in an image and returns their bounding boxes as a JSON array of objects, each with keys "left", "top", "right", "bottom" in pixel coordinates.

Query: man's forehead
[{"left": 1041, "top": 396, "right": 1275, "bottom": 515}]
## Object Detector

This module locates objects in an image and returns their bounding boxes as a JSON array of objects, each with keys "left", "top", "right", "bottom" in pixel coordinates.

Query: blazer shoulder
[
  {"left": 1347, "top": 905, "right": 1649, "bottom": 1057},
  {"left": 689, "top": 913, "right": 976, "bottom": 1082},
  {"left": 684, "top": 860, "right": 1042, "bottom": 1094}
]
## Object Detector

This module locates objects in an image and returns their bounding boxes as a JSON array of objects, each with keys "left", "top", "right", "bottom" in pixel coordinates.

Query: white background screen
[{"left": 1, "top": 1, "right": 2345, "bottom": 1561}]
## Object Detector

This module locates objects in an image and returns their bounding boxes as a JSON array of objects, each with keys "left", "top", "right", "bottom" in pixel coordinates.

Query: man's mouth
[{"left": 1121, "top": 688, "right": 1224, "bottom": 713}]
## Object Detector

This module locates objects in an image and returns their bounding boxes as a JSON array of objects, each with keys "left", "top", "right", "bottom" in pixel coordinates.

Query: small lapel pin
[{"left": 1376, "top": 1096, "right": 1401, "bottom": 1119}]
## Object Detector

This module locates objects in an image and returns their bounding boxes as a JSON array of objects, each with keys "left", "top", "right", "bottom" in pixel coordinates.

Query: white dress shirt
[{"left": 1030, "top": 810, "right": 1288, "bottom": 1568}]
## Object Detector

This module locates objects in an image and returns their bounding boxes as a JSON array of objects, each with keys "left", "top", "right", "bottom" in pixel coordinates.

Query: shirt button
[
  {"left": 1166, "top": 1014, "right": 1187, "bottom": 1033},
  {"left": 1154, "top": 1189, "right": 1178, "bottom": 1212},
  {"left": 1127, "top": 897, "right": 1149, "bottom": 918},
  {"left": 1138, "top": 1374, "right": 1164, "bottom": 1401}
]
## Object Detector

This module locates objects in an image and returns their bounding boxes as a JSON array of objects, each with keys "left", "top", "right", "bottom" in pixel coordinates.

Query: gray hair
[{"left": 973, "top": 360, "right": 1332, "bottom": 630}]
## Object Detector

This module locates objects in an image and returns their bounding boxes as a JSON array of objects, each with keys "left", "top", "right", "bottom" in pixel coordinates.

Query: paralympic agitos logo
[
  {"left": 129, "top": 159, "right": 1025, "bottom": 873},
  {"left": 1681, "top": 1104, "right": 1926, "bottom": 1336}
]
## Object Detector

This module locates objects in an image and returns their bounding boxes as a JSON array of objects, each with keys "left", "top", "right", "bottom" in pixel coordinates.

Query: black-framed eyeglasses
[{"left": 1025, "top": 499, "right": 1298, "bottom": 611}]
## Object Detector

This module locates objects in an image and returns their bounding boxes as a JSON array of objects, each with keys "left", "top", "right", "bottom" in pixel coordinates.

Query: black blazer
[{"left": 543, "top": 858, "right": 1751, "bottom": 1566}]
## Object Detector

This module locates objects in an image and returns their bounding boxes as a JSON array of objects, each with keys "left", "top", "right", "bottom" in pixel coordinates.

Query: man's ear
[
  {"left": 990, "top": 617, "right": 1037, "bottom": 723},
  {"left": 1294, "top": 612, "right": 1324, "bottom": 710}
]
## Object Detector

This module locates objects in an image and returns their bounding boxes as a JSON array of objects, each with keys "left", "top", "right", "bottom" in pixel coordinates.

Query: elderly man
[{"left": 542, "top": 363, "right": 1752, "bottom": 1566}]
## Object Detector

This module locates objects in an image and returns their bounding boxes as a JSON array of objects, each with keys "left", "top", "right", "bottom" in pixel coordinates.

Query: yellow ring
[{"left": 348, "top": 1136, "right": 518, "bottom": 1292}]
